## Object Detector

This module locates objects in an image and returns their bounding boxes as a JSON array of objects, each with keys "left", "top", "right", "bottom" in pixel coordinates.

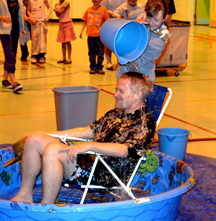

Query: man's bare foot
[{"left": 11, "top": 194, "right": 33, "bottom": 203}]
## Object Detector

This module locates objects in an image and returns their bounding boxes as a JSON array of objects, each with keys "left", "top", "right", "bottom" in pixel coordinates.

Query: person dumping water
[
  {"left": 10, "top": 72, "right": 156, "bottom": 204},
  {"left": 115, "top": 0, "right": 170, "bottom": 82}
]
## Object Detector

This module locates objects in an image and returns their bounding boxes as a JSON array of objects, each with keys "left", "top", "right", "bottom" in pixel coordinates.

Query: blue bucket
[
  {"left": 157, "top": 128, "right": 190, "bottom": 160},
  {"left": 100, "top": 19, "right": 149, "bottom": 64}
]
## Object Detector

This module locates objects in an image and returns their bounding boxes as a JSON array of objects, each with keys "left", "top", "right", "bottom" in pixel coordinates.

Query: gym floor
[{"left": 0, "top": 22, "right": 215, "bottom": 162}]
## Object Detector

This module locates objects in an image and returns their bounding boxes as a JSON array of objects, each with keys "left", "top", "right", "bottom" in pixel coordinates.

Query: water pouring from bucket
[
  {"left": 100, "top": 19, "right": 149, "bottom": 65},
  {"left": 157, "top": 128, "right": 190, "bottom": 161}
]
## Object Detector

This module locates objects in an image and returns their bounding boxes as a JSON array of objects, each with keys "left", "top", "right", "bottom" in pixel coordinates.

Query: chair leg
[{"left": 80, "top": 155, "right": 99, "bottom": 204}]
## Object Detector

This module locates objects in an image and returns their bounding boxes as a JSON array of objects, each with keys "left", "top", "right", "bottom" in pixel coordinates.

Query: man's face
[
  {"left": 146, "top": 10, "right": 165, "bottom": 30},
  {"left": 114, "top": 78, "right": 137, "bottom": 113},
  {"left": 127, "top": 0, "right": 137, "bottom": 7}
]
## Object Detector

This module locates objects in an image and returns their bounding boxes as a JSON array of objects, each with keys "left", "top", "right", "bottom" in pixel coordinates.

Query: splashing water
[{"left": 126, "top": 61, "right": 141, "bottom": 73}]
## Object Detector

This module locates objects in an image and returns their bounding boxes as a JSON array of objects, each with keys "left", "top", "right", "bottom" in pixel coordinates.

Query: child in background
[
  {"left": 54, "top": 0, "right": 77, "bottom": 64},
  {"left": 101, "top": 0, "right": 126, "bottom": 17},
  {"left": 100, "top": 0, "right": 126, "bottom": 70},
  {"left": 1, "top": 0, "right": 24, "bottom": 93},
  {"left": 80, "top": 0, "right": 109, "bottom": 75},
  {"left": 20, "top": 0, "right": 33, "bottom": 61},
  {"left": 113, "top": 0, "right": 141, "bottom": 19},
  {"left": 27, "top": 0, "right": 50, "bottom": 64}
]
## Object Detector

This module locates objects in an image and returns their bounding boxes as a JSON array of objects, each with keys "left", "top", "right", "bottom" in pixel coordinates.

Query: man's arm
[
  {"left": 49, "top": 125, "right": 94, "bottom": 140},
  {"left": 59, "top": 141, "right": 128, "bottom": 164}
]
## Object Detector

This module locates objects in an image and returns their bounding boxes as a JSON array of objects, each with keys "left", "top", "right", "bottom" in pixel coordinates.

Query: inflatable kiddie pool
[{"left": 0, "top": 145, "right": 195, "bottom": 221}]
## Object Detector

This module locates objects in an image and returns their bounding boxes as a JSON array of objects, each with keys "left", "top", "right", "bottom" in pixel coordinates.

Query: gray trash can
[{"left": 53, "top": 86, "right": 100, "bottom": 130}]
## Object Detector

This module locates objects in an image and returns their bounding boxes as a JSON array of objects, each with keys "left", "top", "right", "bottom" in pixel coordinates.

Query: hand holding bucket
[{"left": 100, "top": 19, "right": 149, "bottom": 65}]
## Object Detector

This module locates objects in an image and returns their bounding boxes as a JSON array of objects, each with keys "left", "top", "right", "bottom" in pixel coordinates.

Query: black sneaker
[
  {"left": 89, "top": 68, "right": 96, "bottom": 74},
  {"left": 2, "top": 80, "right": 13, "bottom": 89},
  {"left": 13, "top": 82, "right": 23, "bottom": 93},
  {"left": 97, "top": 69, "right": 105, "bottom": 74}
]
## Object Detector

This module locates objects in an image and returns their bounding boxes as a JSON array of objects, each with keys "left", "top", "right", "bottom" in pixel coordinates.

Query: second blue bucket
[
  {"left": 100, "top": 18, "right": 149, "bottom": 64},
  {"left": 157, "top": 128, "right": 190, "bottom": 160}
]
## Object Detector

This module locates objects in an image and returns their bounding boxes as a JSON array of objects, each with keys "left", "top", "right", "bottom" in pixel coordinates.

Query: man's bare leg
[
  {"left": 11, "top": 132, "right": 58, "bottom": 203},
  {"left": 41, "top": 142, "right": 76, "bottom": 204}
]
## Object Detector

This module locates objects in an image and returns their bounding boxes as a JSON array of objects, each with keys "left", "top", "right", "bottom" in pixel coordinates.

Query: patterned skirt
[
  {"left": 31, "top": 21, "right": 48, "bottom": 55},
  {"left": 57, "top": 21, "right": 77, "bottom": 43}
]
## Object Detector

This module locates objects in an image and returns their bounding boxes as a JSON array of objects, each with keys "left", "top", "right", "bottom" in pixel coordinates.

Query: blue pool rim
[{"left": 0, "top": 152, "right": 195, "bottom": 214}]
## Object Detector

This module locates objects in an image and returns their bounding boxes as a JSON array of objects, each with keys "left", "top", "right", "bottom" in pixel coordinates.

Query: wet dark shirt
[
  {"left": 67, "top": 107, "right": 155, "bottom": 188},
  {"left": 90, "top": 107, "right": 155, "bottom": 151}
]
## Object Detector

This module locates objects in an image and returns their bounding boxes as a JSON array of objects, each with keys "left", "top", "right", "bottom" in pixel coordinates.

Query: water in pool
[{"left": 0, "top": 184, "right": 149, "bottom": 204}]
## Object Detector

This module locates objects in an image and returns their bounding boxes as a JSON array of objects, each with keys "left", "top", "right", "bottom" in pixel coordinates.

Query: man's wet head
[{"left": 114, "top": 72, "right": 153, "bottom": 113}]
